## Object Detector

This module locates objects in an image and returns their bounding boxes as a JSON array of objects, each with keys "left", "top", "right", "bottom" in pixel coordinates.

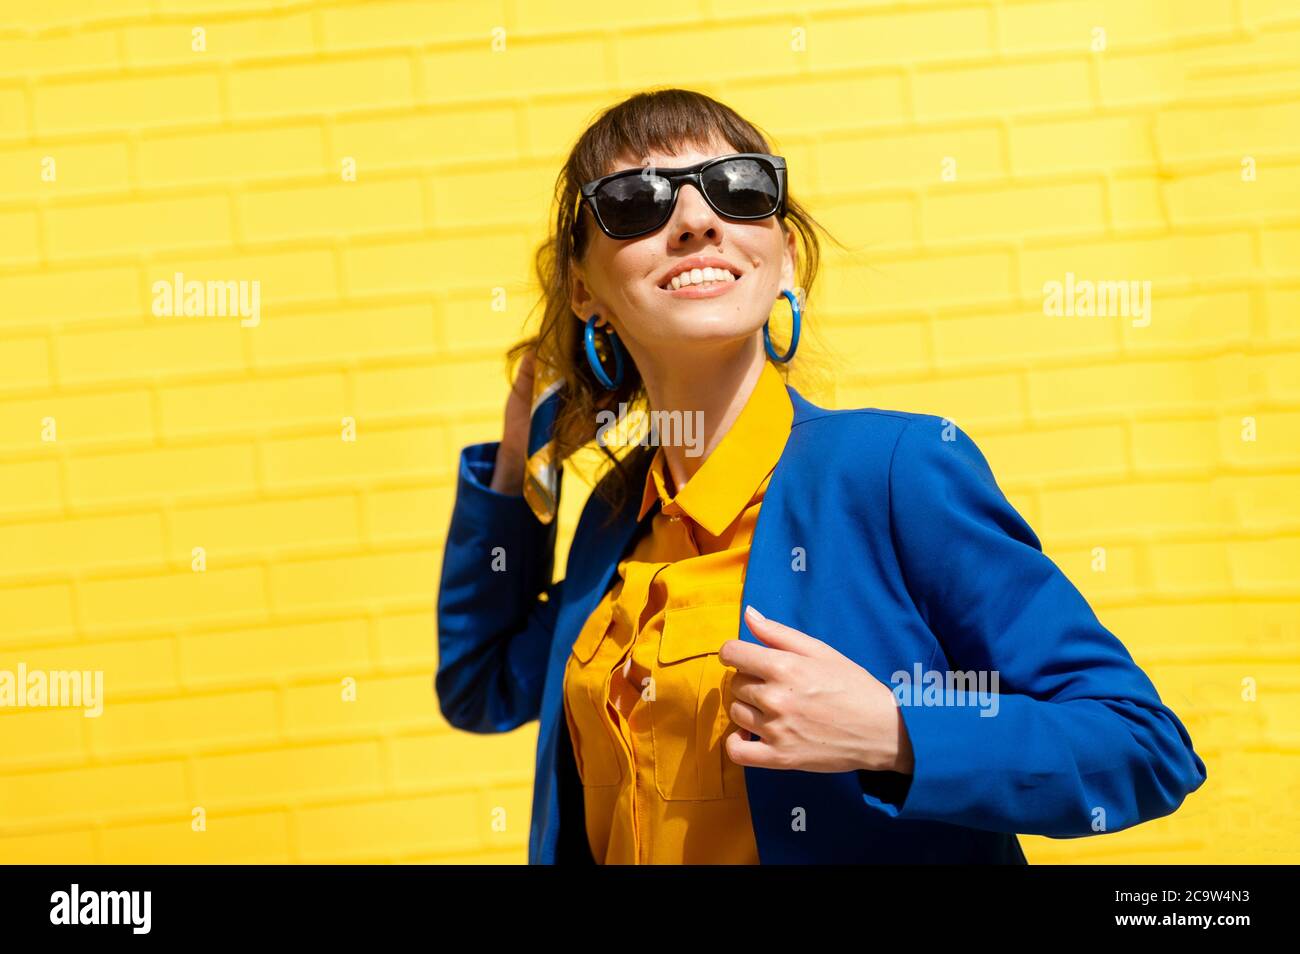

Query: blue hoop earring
[
  {"left": 764, "top": 289, "right": 802, "bottom": 363},
  {"left": 584, "top": 314, "right": 625, "bottom": 389}
]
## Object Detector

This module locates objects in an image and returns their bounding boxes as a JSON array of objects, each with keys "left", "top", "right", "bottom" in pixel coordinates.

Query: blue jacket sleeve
[
  {"left": 858, "top": 416, "right": 1207, "bottom": 836},
  {"left": 435, "top": 440, "right": 562, "bottom": 734}
]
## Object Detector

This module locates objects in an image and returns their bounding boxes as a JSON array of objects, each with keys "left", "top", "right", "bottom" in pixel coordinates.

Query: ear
[{"left": 779, "top": 223, "right": 798, "bottom": 294}]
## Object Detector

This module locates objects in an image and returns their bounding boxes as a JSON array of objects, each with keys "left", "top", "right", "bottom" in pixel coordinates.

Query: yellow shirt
[{"left": 561, "top": 360, "right": 795, "bottom": 863}]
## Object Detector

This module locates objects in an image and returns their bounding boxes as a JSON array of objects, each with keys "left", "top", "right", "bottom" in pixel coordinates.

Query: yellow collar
[{"left": 636, "top": 361, "right": 794, "bottom": 537}]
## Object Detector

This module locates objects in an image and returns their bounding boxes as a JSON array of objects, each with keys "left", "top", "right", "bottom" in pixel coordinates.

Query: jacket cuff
[{"left": 452, "top": 440, "right": 543, "bottom": 528}]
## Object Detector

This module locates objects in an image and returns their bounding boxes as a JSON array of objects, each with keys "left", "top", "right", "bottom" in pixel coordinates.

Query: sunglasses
[{"left": 578, "top": 152, "right": 787, "bottom": 240}]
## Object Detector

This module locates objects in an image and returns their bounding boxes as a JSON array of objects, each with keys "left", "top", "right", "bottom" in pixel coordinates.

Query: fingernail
[{"left": 744, "top": 604, "right": 764, "bottom": 621}]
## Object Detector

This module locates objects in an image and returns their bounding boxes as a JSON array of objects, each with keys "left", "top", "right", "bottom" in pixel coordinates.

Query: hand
[
  {"left": 719, "top": 605, "right": 915, "bottom": 776},
  {"left": 489, "top": 349, "right": 536, "bottom": 495}
]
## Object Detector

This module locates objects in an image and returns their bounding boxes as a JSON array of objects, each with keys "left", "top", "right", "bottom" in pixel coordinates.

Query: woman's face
[{"left": 570, "top": 136, "right": 797, "bottom": 374}]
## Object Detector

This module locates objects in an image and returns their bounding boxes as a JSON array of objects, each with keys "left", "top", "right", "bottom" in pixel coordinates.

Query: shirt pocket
[
  {"left": 651, "top": 601, "right": 741, "bottom": 801},
  {"left": 562, "top": 599, "right": 624, "bottom": 787}
]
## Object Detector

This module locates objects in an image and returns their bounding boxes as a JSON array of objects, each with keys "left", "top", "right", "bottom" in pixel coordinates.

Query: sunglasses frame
[{"left": 578, "top": 152, "right": 787, "bottom": 240}]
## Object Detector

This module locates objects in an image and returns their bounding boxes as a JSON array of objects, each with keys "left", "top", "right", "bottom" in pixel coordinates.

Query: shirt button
[{"left": 667, "top": 513, "right": 681, "bottom": 522}]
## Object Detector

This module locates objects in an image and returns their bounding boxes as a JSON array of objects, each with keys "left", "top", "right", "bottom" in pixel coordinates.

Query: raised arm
[{"left": 435, "top": 440, "right": 562, "bottom": 733}]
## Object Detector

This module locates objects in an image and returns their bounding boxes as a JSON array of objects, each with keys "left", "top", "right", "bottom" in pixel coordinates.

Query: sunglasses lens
[
  {"left": 702, "top": 157, "right": 781, "bottom": 218},
  {"left": 595, "top": 174, "right": 673, "bottom": 237}
]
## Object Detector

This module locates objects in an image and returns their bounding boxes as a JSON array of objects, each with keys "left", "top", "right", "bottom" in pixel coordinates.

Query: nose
[{"left": 667, "top": 182, "right": 723, "bottom": 243}]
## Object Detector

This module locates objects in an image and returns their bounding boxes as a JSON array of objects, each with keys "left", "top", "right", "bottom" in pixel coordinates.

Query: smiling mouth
[{"left": 658, "top": 266, "right": 743, "bottom": 291}]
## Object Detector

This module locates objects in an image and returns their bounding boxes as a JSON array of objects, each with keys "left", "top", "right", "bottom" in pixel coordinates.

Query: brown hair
[{"left": 506, "top": 87, "right": 847, "bottom": 524}]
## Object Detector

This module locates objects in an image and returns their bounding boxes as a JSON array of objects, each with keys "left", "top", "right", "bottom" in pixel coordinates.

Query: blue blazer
[{"left": 436, "top": 384, "right": 1208, "bottom": 863}]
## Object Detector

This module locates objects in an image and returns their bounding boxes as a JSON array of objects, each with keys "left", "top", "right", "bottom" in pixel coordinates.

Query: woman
[{"left": 436, "top": 89, "right": 1207, "bottom": 864}]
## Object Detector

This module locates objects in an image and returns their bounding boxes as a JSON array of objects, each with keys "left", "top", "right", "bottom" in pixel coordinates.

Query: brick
[
  {"left": 1041, "top": 480, "right": 1231, "bottom": 539},
  {"left": 34, "top": 73, "right": 222, "bottom": 135},
  {"left": 1132, "top": 417, "right": 1220, "bottom": 473},
  {"left": 0, "top": 142, "right": 133, "bottom": 200},
  {"left": 821, "top": 318, "right": 929, "bottom": 373},
  {"left": 420, "top": 38, "right": 603, "bottom": 98},
  {"left": 1020, "top": 232, "right": 1255, "bottom": 297},
  {"left": 67, "top": 443, "right": 258, "bottom": 507},
  {"left": 0, "top": 88, "right": 28, "bottom": 141},
  {"left": 367, "top": 486, "right": 445, "bottom": 543},
  {"left": 0, "top": 512, "right": 164, "bottom": 579},
  {"left": 0, "top": 761, "right": 188, "bottom": 826},
  {"left": 1155, "top": 99, "right": 1300, "bottom": 164},
  {"left": 977, "top": 423, "right": 1129, "bottom": 484},
  {"left": 241, "top": 178, "right": 424, "bottom": 241},
  {"left": 0, "top": 459, "right": 62, "bottom": 517},
  {"left": 825, "top": 249, "right": 1015, "bottom": 311},
  {"left": 250, "top": 301, "right": 437, "bottom": 369},
  {"left": 0, "top": 336, "right": 50, "bottom": 392},
  {"left": 154, "top": 249, "right": 340, "bottom": 307},
  {"left": 7, "top": 636, "right": 177, "bottom": 695},
  {"left": 270, "top": 548, "right": 438, "bottom": 613},
  {"left": 168, "top": 493, "right": 362, "bottom": 558},
  {"left": 0, "top": 707, "right": 85, "bottom": 767},
  {"left": 321, "top": 0, "right": 507, "bottom": 48},
  {"left": 293, "top": 792, "right": 479, "bottom": 861},
  {"left": 0, "top": 830, "right": 96, "bottom": 864},
  {"left": 1264, "top": 286, "right": 1300, "bottom": 339},
  {"left": 0, "top": 265, "right": 141, "bottom": 329},
  {"left": 0, "top": 31, "right": 120, "bottom": 79},
  {"left": 1222, "top": 409, "right": 1300, "bottom": 467},
  {"left": 122, "top": 14, "right": 315, "bottom": 67},
  {"left": 374, "top": 611, "right": 437, "bottom": 668},
  {"left": 179, "top": 617, "right": 371, "bottom": 687},
  {"left": 0, "top": 210, "right": 39, "bottom": 266},
  {"left": 0, "top": 389, "right": 153, "bottom": 451},
  {"left": 819, "top": 126, "right": 1007, "bottom": 188},
  {"left": 1230, "top": 536, "right": 1300, "bottom": 589},
  {"left": 1109, "top": 175, "right": 1168, "bottom": 230},
  {"left": 1120, "top": 290, "right": 1252, "bottom": 350},
  {"left": 914, "top": 61, "right": 1092, "bottom": 120},
  {"left": 284, "top": 673, "right": 434, "bottom": 736},
  {"left": 46, "top": 193, "right": 232, "bottom": 260},
  {"left": 79, "top": 567, "right": 267, "bottom": 633},
  {"left": 57, "top": 322, "right": 245, "bottom": 385},
  {"left": 1011, "top": 115, "right": 1156, "bottom": 176},
  {"left": 1001, "top": 0, "right": 1236, "bottom": 52},
  {"left": 89, "top": 689, "right": 279, "bottom": 756},
  {"left": 331, "top": 105, "right": 518, "bottom": 170},
  {"left": 138, "top": 125, "right": 326, "bottom": 186},
  {"left": 935, "top": 304, "right": 1121, "bottom": 368},
  {"left": 1262, "top": 226, "right": 1300, "bottom": 275},
  {"left": 345, "top": 232, "right": 530, "bottom": 296},
  {"left": 229, "top": 57, "right": 415, "bottom": 118},
  {"left": 1228, "top": 473, "right": 1300, "bottom": 529},
  {"left": 99, "top": 811, "right": 292, "bottom": 863},
  {"left": 727, "top": 75, "right": 908, "bottom": 135},
  {"left": 1165, "top": 163, "right": 1300, "bottom": 226},
  {"left": 0, "top": 581, "right": 76, "bottom": 644},
  {"left": 839, "top": 372, "right": 1025, "bottom": 430},
  {"left": 262, "top": 424, "right": 447, "bottom": 488},
  {"left": 813, "top": 6, "right": 992, "bottom": 66},
  {"left": 1147, "top": 540, "right": 1234, "bottom": 591},
  {"left": 158, "top": 373, "right": 350, "bottom": 438},
  {"left": 431, "top": 162, "right": 553, "bottom": 228},
  {"left": 815, "top": 194, "right": 917, "bottom": 252},
  {"left": 192, "top": 741, "right": 384, "bottom": 807},
  {"left": 1027, "top": 358, "right": 1221, "bottom": 419},
  {"left": 924, "top": 179, "right": 1106, "bottom": 241}
]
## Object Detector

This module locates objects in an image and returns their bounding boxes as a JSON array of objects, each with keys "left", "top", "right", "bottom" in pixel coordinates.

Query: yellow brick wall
[{"left": 1, "top": 0, "right": 1296, "bottom": 863}]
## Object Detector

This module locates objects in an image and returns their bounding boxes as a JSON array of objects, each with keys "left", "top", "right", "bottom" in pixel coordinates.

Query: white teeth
[{"left": 666, "top": 267, "right": 737, "bottom": 290}]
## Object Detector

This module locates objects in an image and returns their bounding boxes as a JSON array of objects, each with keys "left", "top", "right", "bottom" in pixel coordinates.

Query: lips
[{"left": 656, "top": 257, "right": 744, "bottom": 290}]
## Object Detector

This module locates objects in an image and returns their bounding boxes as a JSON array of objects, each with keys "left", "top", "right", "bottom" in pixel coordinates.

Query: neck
[{"left": 635, "top": 334, "right": 768, "bottom": 494}]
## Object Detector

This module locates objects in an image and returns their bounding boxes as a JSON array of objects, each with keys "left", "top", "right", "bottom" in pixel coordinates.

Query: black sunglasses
[{"left": 578, "top": 152, "right": 787, "bottom": 240}]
